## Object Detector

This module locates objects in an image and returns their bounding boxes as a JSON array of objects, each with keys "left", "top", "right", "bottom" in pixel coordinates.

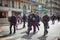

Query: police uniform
[
  {"left": 42, "top": 14, "right": 50, "bottom": 36},
  {"left": 27, "top": 14, "right": 37, "bottom": 35}
]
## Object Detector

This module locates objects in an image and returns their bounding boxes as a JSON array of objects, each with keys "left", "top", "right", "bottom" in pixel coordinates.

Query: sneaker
[{"left": 43, "top": 31, "right": 48, "bottom": 36}]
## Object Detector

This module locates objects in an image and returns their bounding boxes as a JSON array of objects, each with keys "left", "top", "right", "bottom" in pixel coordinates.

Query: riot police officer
[
  {"left": 26, "top": 11, "right": 37, "bottom": 35},
  {"left": 42, "top": 12, "right": 50, "bottom": 36}
]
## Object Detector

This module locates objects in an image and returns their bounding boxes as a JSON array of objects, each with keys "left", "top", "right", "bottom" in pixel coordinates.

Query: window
[
  {"left": 23, "top": 5, "right": 26, "bottom": 9},
  {"left": 0, "top": 13, "right": 6, "bottom": 18},
  {"left": 28, "top": 0, "right": 30, "bottom": 1},
  {"left": 4, "top": 0, "right": 8, "bottom": 7},
  {"left": 19, "top": 2, "right": 20, "bottom": 9},
  {"left": 31, "top": 5, "right": 33, "bottom": 10},
  {"left": 28, "top": 0, "right": 31, "bottom": 1},
  {"left": 12, "top": 0, "right": 14, "bottom": 8},
  {"left": 28, "top": 5, "right": 30, "bottom": 10},
  {"left": 0, "top": 0, "right": 2, "bottom": 6},
  {"left": 23, "top": 5, "right": 27, "bottom": 14}
]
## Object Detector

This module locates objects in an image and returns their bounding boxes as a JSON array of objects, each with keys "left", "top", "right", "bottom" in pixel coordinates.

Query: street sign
[{"left": 38, "top": 5, "right": 42, "bottom": 11}]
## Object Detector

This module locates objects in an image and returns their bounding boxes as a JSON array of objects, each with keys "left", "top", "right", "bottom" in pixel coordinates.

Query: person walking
[
  {"left": 26, "top": 11, "right": 37, "bottom": 35},
  {"left": 17, "top": 15, "right": 21, "bottom": 24},
  {"left": 51, "top": 15, "right": 56, "bottom": 24},
  {"left": 42, "top": 12, "right": 50, "bottom": 36}
]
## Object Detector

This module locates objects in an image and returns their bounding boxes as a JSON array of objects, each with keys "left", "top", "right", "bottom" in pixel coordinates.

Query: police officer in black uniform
[
  {"left": 26, "top": 11, "right": 37, "bottom": 35},
  {"left": 42, "top": 12, "right": 50, "bottom": 36},
  {"left": 9, "top": 13, "right": 17, "bottom": 34}
]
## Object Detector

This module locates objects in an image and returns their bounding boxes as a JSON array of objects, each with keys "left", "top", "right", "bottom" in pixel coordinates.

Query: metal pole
[{"left": 50, "top": 0, "right": 52, "bottom": 15}]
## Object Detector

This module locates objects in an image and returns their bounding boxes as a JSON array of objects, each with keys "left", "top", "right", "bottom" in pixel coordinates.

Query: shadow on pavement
[
  {"left": 21, "top": 33, "right": 34, "bottom": 40},
  {"left": 21, "top": 31, "right": 38, "bottom": 40},
  {"left": 21, "top": 31, "right": 26, "bottom": 34},
  {"left": 0, "top": 34, "right": 13, "bottom": 38},
  {"left": 16, "top": 28, "right": 23, "bottom": 30},
  {"left": 37, "top": 36, "right": 47, "bottom": 40},
  {"left": 21, "top": 31, "right": 38, "bottom": 34}
]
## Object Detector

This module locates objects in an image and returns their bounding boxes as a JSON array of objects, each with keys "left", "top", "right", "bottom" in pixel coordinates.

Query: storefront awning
[{"left": 0, "top": 10, "right": 8, "bottom": 13}]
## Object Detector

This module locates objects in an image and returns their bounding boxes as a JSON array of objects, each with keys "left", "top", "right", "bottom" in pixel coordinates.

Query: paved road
[{"left": 0, "top": 20, "right": 60, "bottom": 40}]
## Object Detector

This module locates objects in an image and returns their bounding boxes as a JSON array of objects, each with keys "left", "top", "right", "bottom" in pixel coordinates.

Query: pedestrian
[
  {"left": 9, "top": 13, "right": 17, "bottom": 34},
  {"left": 17, "top": 15, "right": 21, "bottom": 24},
  {"left": 26, "top": 11, "right": 37, "bottom": 35},
  {"left": 22, "top": 14, "right": 27, "bottom": 28},
  {"left": 42, "top": 12, "right": 50, "bottom": 36},
  {"left": 16, "top": 15, "right": 21, "bottom": 29},
  {"left": 51, "top": 15, "right": 56, "bottom": 24}
]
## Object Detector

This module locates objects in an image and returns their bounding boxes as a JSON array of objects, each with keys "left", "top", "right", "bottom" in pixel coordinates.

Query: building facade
[
  {"left": 0, "top": 0, "right": 44, "bottom": 24},
  {"left": 45, "top": 0, "right": 60, "bottom": 16}
]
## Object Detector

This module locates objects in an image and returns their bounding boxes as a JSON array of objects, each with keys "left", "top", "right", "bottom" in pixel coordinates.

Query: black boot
[
  {"left": 26, "top": 32, "right": 29, "bottom": 35},
  {"left": 43, "top": 31, "right": 48, "bottom": 36},
  {"left": 9, "top": 32, "right": 12, "bottom": 34},
  {"left": 33, "top": 32, "right": 35, "bottom": 34}
]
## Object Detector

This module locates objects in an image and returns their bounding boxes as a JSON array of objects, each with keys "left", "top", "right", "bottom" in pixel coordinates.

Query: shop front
[{"left": 0, "top": 10, "right": 8, "bottom": 24}]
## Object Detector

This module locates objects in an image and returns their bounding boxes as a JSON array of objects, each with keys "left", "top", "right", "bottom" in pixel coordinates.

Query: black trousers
[
  {"left": 27, "top": 23, "right": 36, "bottom": 34},
  {"left": 23, "top": 21, "right": 26, "bottom": 28},
  {"left": 10, "top": 24, "right": 16, "bottom": 34},
  {"left": 44, "top": 23, "right": 49, "bottom": 35},
  {"left": 36, "top": 22, "right": 40, "bottom": 30},
  {"left": 44, "top": 27, "right": 48, "bottom": 35},
  {"left": 52, "top": 20, "right": 55, "bottom": 24}
]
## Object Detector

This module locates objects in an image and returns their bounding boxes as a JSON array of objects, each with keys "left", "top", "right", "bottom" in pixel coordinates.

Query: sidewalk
[
  {"left": 0, "top": 23, "right": 9, "bottom": 26},
  {"left": 0, "top": 20, "right": 60, "bottom": 40}
]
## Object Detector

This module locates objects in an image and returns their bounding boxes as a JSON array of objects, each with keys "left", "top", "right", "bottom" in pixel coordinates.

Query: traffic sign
[{"left": 38, "top": 5, "right": 42, "bottom": 10}]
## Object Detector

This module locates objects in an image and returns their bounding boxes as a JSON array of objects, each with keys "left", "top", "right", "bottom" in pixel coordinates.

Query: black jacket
[
  {"left": 28, "top": 14, "right": 39, "bottom": 23},
  {"left": 10, "top": 16, "right": 17, "bottom": 25},
  {"left": 22, "top": 14, "right": 27, "bottom": 22},
  {"left": 42, "top": 15, "right": 50, "bottom": 24}
]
